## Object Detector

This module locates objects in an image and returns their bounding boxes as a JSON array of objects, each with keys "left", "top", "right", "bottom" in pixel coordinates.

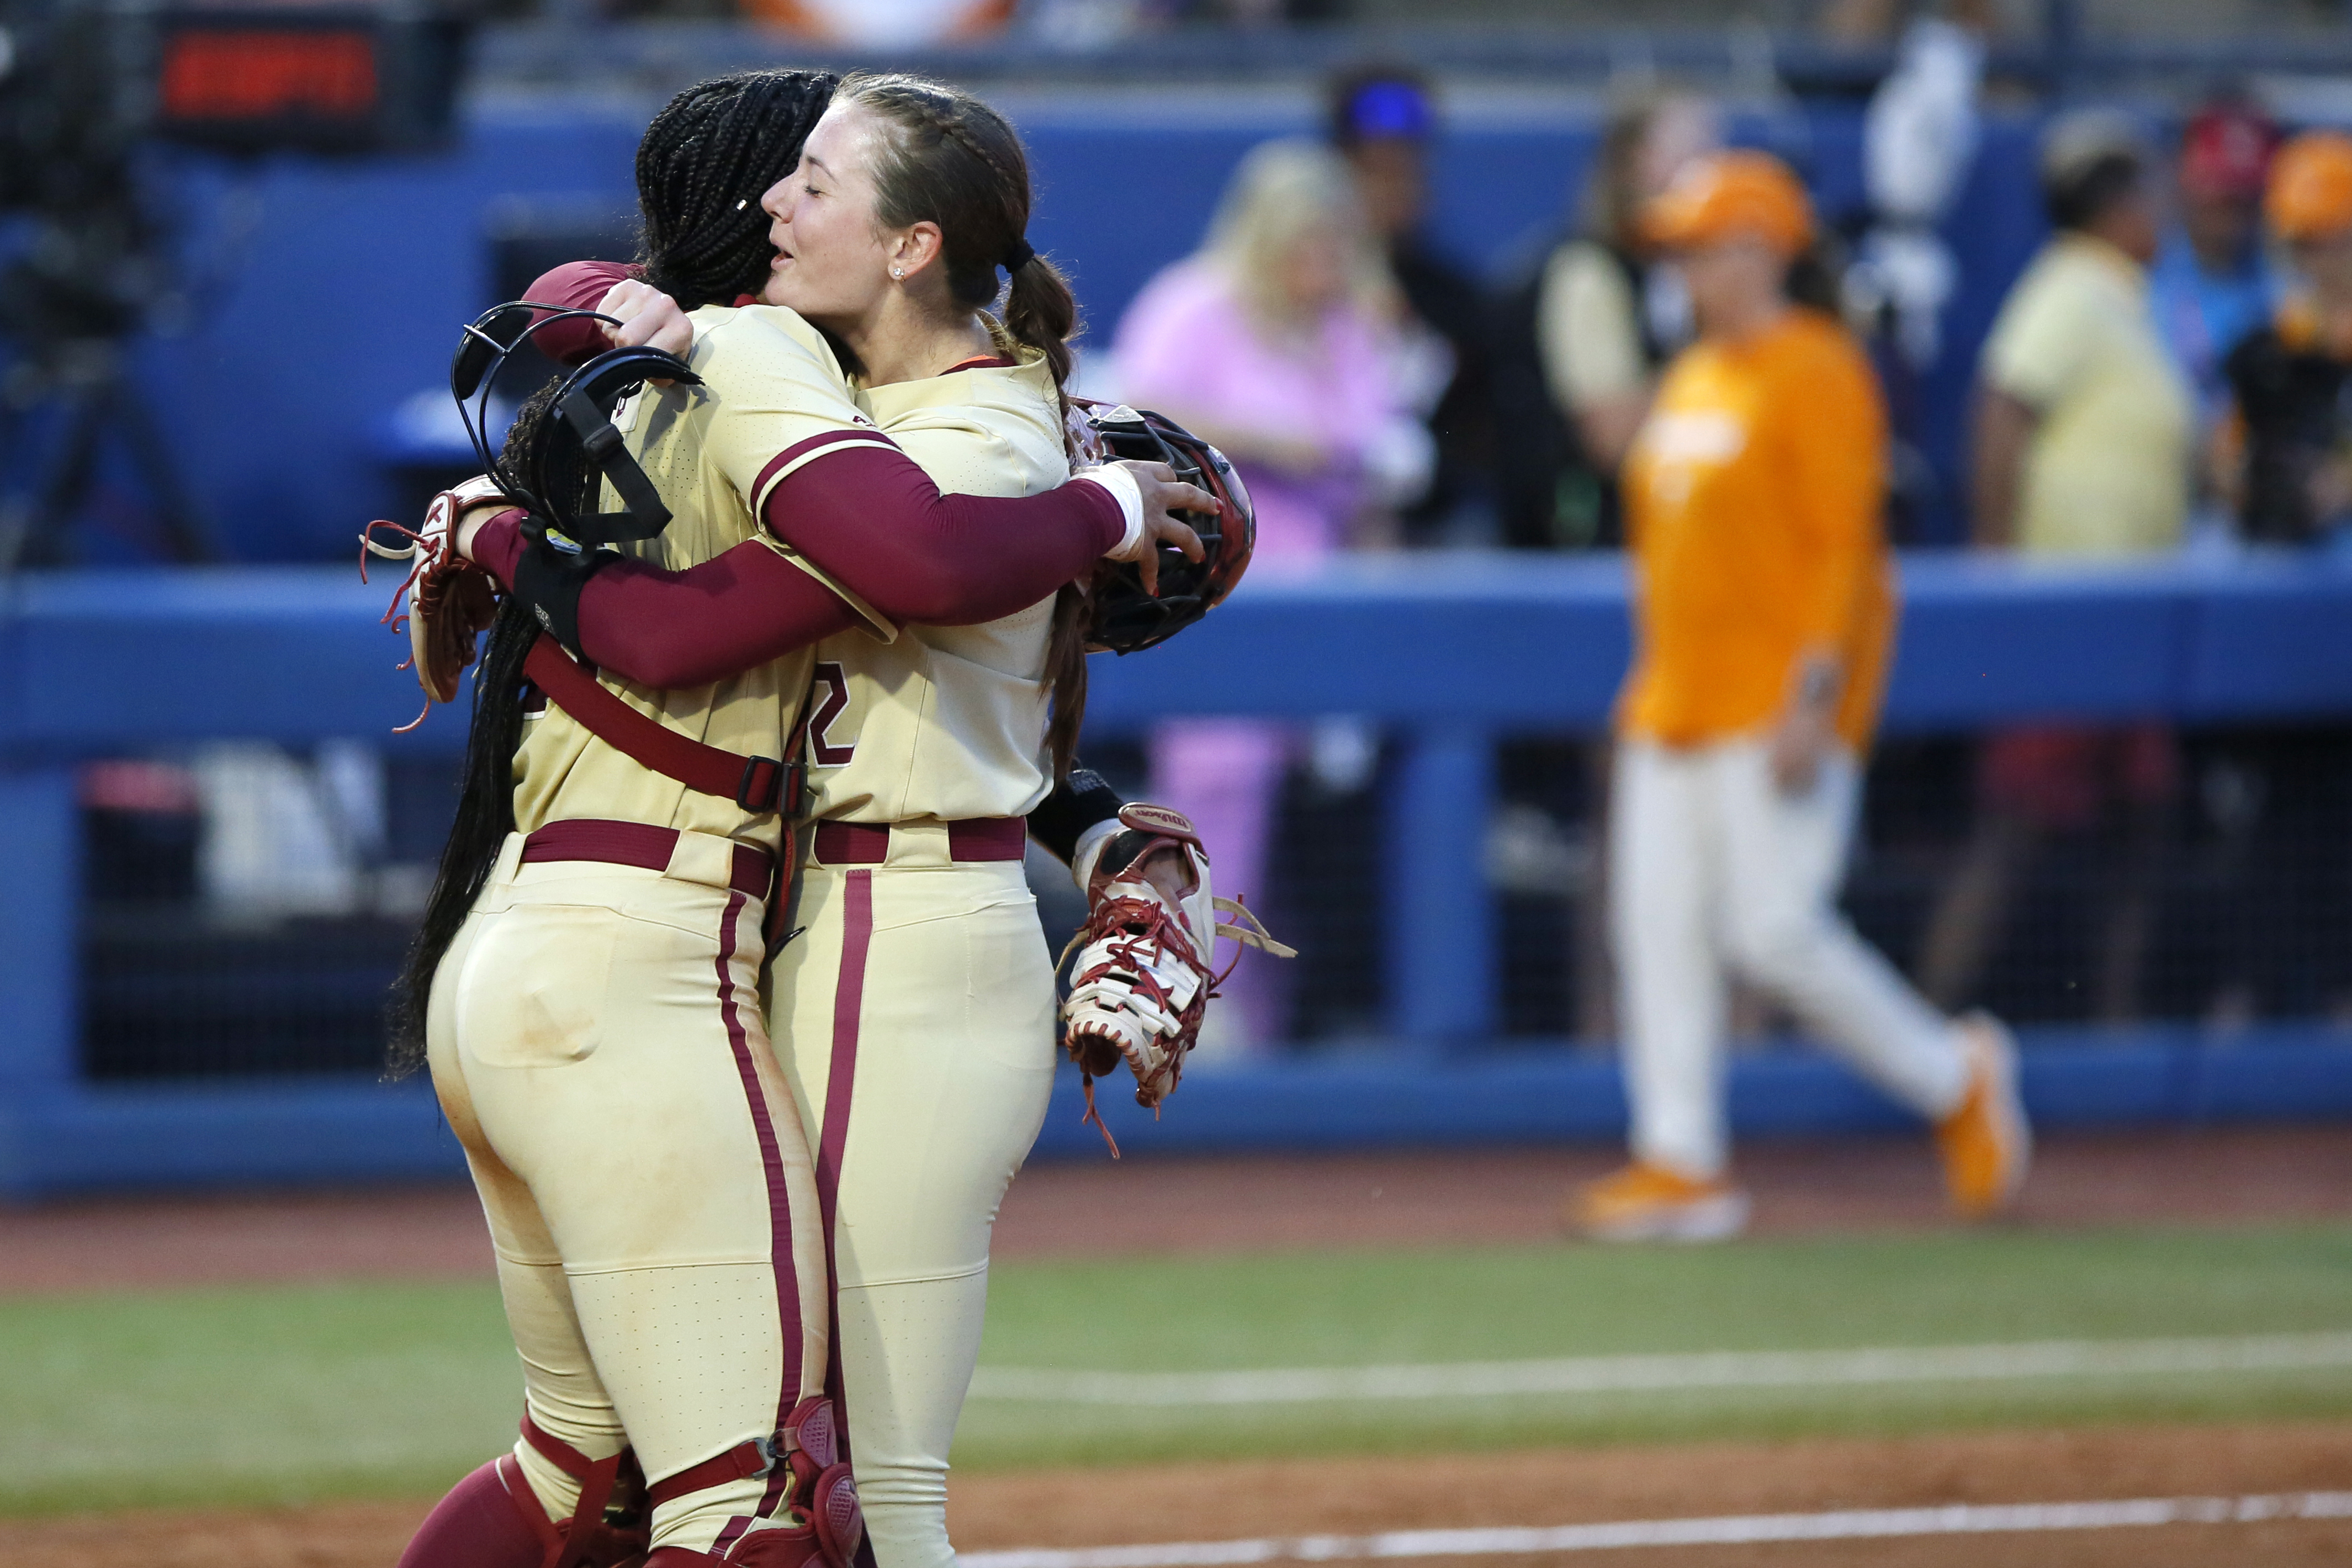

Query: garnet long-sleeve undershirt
[
  {"left": 500, "top": 262, "right": 1113, "bottom": 686},
  {"left": 473, "top": 439, "right": 1115, "bottom": 688}
]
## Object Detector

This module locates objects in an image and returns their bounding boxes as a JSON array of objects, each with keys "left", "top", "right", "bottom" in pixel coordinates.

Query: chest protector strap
[{"left": 524, "top": 633, "right": 803, "bottom": 817}]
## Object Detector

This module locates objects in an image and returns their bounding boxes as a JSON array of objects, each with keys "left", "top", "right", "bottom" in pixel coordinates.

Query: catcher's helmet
[
  {"left": 451, "top": 301, "right": 702, "bottom": 550},
  {"left": 1074, "top": 402, "right": 1254, "bottom": 655}
]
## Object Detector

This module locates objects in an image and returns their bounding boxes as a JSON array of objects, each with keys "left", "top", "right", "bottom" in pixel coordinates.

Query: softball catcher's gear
[
  {"left": 643, "top": 1395, "right": 862, "bottom": 1568},
  {"left": 1070, "top": 403, "right": 1254, "bottom": 655},
  {"left": 452, "top": 301, "right": 703, "bottom": 549},
  {"left": 512, "top": 1413, "right": 653, "bottom": 1568},
  {"left": 1058, "top": 803, "right": 1293, "bottom": 1150}
]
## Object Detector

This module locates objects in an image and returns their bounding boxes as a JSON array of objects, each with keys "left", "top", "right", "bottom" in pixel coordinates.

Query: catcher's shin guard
[
  {"left": 1059, "top": 804, "right": 1294, "bottom": 1147},
  {"left": 645, "top": 1397, "right": 864, "bottom": 1568},
  {"left": 395, "top": 1458, "right": 554, "bottom": 1568},
  {"left": 397, "top": 1425, "right": 647, "bottom": 1568}
]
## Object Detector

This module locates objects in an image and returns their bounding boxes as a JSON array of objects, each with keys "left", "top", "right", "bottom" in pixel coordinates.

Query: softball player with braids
[
  {"left": 396, "top": 72, "right": 1206, "bottom": 1568},
  {"left": 459, "top": 73, "right": 1264, "bottom": 1568}
]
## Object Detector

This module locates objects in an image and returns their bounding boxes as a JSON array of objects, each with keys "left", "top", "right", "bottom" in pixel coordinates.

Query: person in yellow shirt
[
  {"left": 1916, "top": 114, "right": 2189, "bottom": 1021},
  {"left": 1569, "top": 151, "right": 2028, "bottom": 1242}
]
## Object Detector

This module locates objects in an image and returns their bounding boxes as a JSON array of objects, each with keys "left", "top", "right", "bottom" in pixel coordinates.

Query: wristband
[{"left": 1074, "top": 463, "right": 1145, "bottom": 555}]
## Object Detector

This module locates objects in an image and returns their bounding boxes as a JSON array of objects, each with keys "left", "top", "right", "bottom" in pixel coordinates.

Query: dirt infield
[
  {"left": 3, "top": 1125, "right": 2348, "bottom": 1295},
  {"left": 4, "top": 1422, "right": 2348, "bottom": 1567},
  {"left": 3, "top": 1129, "right": 2349, "bottom": 1565}
]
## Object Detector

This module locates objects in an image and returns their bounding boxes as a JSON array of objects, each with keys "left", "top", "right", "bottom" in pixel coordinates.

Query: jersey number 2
[{"left": 808, "top": 662, "right": 855, "bottom": 767}]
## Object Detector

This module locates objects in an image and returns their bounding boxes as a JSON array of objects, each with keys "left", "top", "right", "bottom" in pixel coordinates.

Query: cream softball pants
[
  {"left": 769, "top": 836, "right": 1060, "bottom": 1568},
  {"left": 1609, "top": 737, "right": 1970, "bottom": 1179},
  {"left": 427, "top": 833, "right": 833, "bottom": 1559}
]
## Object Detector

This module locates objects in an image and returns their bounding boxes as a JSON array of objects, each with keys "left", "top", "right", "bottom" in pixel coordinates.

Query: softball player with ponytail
[
  {"left": 396, "top": 72, "right": 1207, "bottom": 1568},
  {"left": 468, "top": 73, "right": 1264, "bottom": 1568},
  {"left": 1571, "top": 151, "right": 2028, "bottom": 1242}
]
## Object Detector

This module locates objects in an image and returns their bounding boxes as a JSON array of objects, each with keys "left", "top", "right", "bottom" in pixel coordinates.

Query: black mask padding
[{"left": 532, "top": 346, "right": 704, "bottom": 549}]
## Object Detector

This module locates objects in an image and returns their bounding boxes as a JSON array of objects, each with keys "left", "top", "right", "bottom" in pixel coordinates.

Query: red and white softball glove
[
  {"left": 1059, "top": 804, "right": 1293, "bottom": 1149},
  {"left": 362, "top": 475, "right": 507, "bottom": 718}
]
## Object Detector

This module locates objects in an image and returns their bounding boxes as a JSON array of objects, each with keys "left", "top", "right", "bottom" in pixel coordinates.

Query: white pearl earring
[{"left": 892, "top": 267, "right": 904, "bottom": 279}]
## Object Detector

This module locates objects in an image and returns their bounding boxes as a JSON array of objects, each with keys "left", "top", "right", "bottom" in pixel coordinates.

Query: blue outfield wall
[{"left": 7, "top": 553, "right": 2352, "bottom": 1195}]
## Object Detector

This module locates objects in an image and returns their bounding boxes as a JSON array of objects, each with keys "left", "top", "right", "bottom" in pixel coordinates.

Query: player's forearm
[
  {"left": 471, "top": 513, "right": 861, "bottom": 687},
  {"left": 763, "top": 445, "right": 1123, "bottom": 626},
  {"left": 524, "top": 261, "right": 640, "bottom": 367},
  {"left": 470, "top": 441, "right": 1121, "bottom": 685}
]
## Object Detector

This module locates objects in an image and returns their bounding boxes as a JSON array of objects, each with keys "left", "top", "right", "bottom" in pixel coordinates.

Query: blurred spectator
[
  {"left": 1492, "top": 90, "right": 1716, "bottom": 551},
  {"left": 1571, "top": 151, "right": 2020, "bottom": 1242},
  {"left": 737, "top": 0, "right": 1013, "bottom": 40},
  {"left": 1816, "top": 0, "right": 2001, "bottom": 46},
  {"left": 1919, "top": 113, "right": 2190, "bottom": 1023},
  {"left": 1850, "top": 17, "right": 1985, "bottom": 375},
  {"left": 2197, "top": 130, "right": 2352, "bottom": 1020},
  {"left": 2220, "top": 130, "right": 2352, "bottom": 543},
  {"left": 2153, "top": 100, "right": 2282, "bottom": 442},
  {"left": 1327, "top": 65, "right": 1493, "bottom": 545},
  {"left": 1114, "top": 139, "right": 1424, "bottom": 1053}
]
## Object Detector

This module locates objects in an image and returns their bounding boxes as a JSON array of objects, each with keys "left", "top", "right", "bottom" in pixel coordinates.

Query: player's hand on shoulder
[
  {"left": 1079, "top": 459, "right": 1209, "bottom": 596},
  {"left": 596, "top": 278, "right": 695, "bottom": 359}
]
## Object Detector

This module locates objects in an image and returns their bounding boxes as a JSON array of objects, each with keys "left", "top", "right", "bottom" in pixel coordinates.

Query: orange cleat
[
  {"left": 1936, "top": 1013, "right": 2032, "bottom": 1220},
  {"left": 1567, "top": 1161, "right": 1750, "bottom": 1242}
]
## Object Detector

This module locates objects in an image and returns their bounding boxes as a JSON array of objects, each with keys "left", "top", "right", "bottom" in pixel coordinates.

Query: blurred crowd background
[{"left": 15, "top": 0, "right": 2352, "bottom": 1082}]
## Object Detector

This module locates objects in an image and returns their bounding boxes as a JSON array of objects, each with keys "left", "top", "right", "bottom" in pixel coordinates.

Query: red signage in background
[{"left": 158, "top": 29, "right": 379, "bottom": 123}]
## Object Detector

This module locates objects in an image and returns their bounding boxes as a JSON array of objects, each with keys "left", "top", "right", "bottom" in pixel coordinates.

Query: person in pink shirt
[{"left": 1113, "top": 137, "right": 1429, "bottom": 1052}]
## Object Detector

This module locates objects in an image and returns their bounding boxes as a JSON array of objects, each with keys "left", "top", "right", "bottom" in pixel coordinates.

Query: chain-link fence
[{"left": 72, "top": 722, "right": 2352, "bottom": 1079}]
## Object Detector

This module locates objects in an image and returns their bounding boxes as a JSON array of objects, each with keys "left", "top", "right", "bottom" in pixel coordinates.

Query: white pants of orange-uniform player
[
  {"left": 427, "top": 831, "right": 832, "bottom": 1558},
  {"left": 769, "top": 824, "right": 1059, "bottom": 1568},
  {"left": 1610, "top": 738, "right": 1970, "bottom": 1179}
]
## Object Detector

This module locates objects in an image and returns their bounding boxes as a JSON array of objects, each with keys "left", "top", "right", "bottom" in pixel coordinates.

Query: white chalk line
[
  {"left": 968, "top": 1331, "right": 2352, "bottom": 1406},
  {"left": 958, "top": 1491, "right": 2352, "bottom": 1567}
]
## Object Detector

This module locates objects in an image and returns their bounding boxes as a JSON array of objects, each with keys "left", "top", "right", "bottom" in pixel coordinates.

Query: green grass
[
  {"left": 6, "top": 1226, "right": 2351, "bottom": 1516},
  {"left": 956, "top": 1224, "right": 2352, "bottom": 1466}
]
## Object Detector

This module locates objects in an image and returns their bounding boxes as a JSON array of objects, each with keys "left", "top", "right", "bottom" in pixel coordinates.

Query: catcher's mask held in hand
[
  {"left": 451, "top": 300, "right": 704, "bottom": 550},
  {"left": 1072, "top": 401, "right": 1255, "bottom": 654}
]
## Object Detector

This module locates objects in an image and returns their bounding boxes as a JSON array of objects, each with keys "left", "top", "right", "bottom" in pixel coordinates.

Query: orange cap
[
  {"left": 1640, "top": 150, "right": 1813, "bottom": 257},
  {"left": 2268, "top": 131, "right": 2352, "bottom": 242}
]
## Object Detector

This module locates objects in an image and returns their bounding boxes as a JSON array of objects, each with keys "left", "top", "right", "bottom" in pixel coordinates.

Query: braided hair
[
  {"left": 386, "top": 71, "right": 835, "bottom": 1074},
  {"left": 637, "top": 69, "right": 841, "bottom": 309},
  {"left": 831, "top": 72, "right": 1093, "bottom": 778}
]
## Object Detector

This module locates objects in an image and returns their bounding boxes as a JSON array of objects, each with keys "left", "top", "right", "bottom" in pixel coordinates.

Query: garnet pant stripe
[
  {"left": 711, "top": 886, "right": 803, "bottom": 1555},
  {"left": 818, "top": 868, "right": 877, "bottom": 1404}
]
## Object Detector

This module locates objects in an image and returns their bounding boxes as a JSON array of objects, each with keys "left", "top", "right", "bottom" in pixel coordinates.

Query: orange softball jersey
[{"left": 1616, "top": 307, "right": 1898, "bottom": 752}]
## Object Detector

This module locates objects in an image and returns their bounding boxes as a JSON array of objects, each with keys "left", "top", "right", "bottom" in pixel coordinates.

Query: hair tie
[{"left": 1003, "top": 237, "right": 1035, "bottom": 273}]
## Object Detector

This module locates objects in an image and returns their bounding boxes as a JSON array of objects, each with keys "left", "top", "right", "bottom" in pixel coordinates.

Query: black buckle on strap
[
  {"left": 736, "top": 756, "right": 806, "bottom": 815},
  {"left": 739, "top": 756, "right": 781, "bottom": 812}
]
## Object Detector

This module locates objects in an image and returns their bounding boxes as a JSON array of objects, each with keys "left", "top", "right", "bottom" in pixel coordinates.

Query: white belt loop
[
  {"left": 664, "top": 829, "right": 737, "bottom": 891},
  {"left": 489, "top": 831, "right": 527, "bottom": 888},
  {"left": 886, "top": 818, "right": 951, "bottom": 869}
]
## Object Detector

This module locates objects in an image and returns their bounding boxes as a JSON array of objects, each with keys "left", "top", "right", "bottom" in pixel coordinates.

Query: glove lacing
[
  {"left": 1058, "top": 887, "right": 1294, "bottom": 1157},
  {"left": 360, "top": 517, "right": 497, "bottom": 734}
]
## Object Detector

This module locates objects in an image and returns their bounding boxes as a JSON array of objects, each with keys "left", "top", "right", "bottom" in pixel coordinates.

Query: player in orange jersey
[{"left": 1568, "top": 151, "right": 2028, "bottom": 1242}]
